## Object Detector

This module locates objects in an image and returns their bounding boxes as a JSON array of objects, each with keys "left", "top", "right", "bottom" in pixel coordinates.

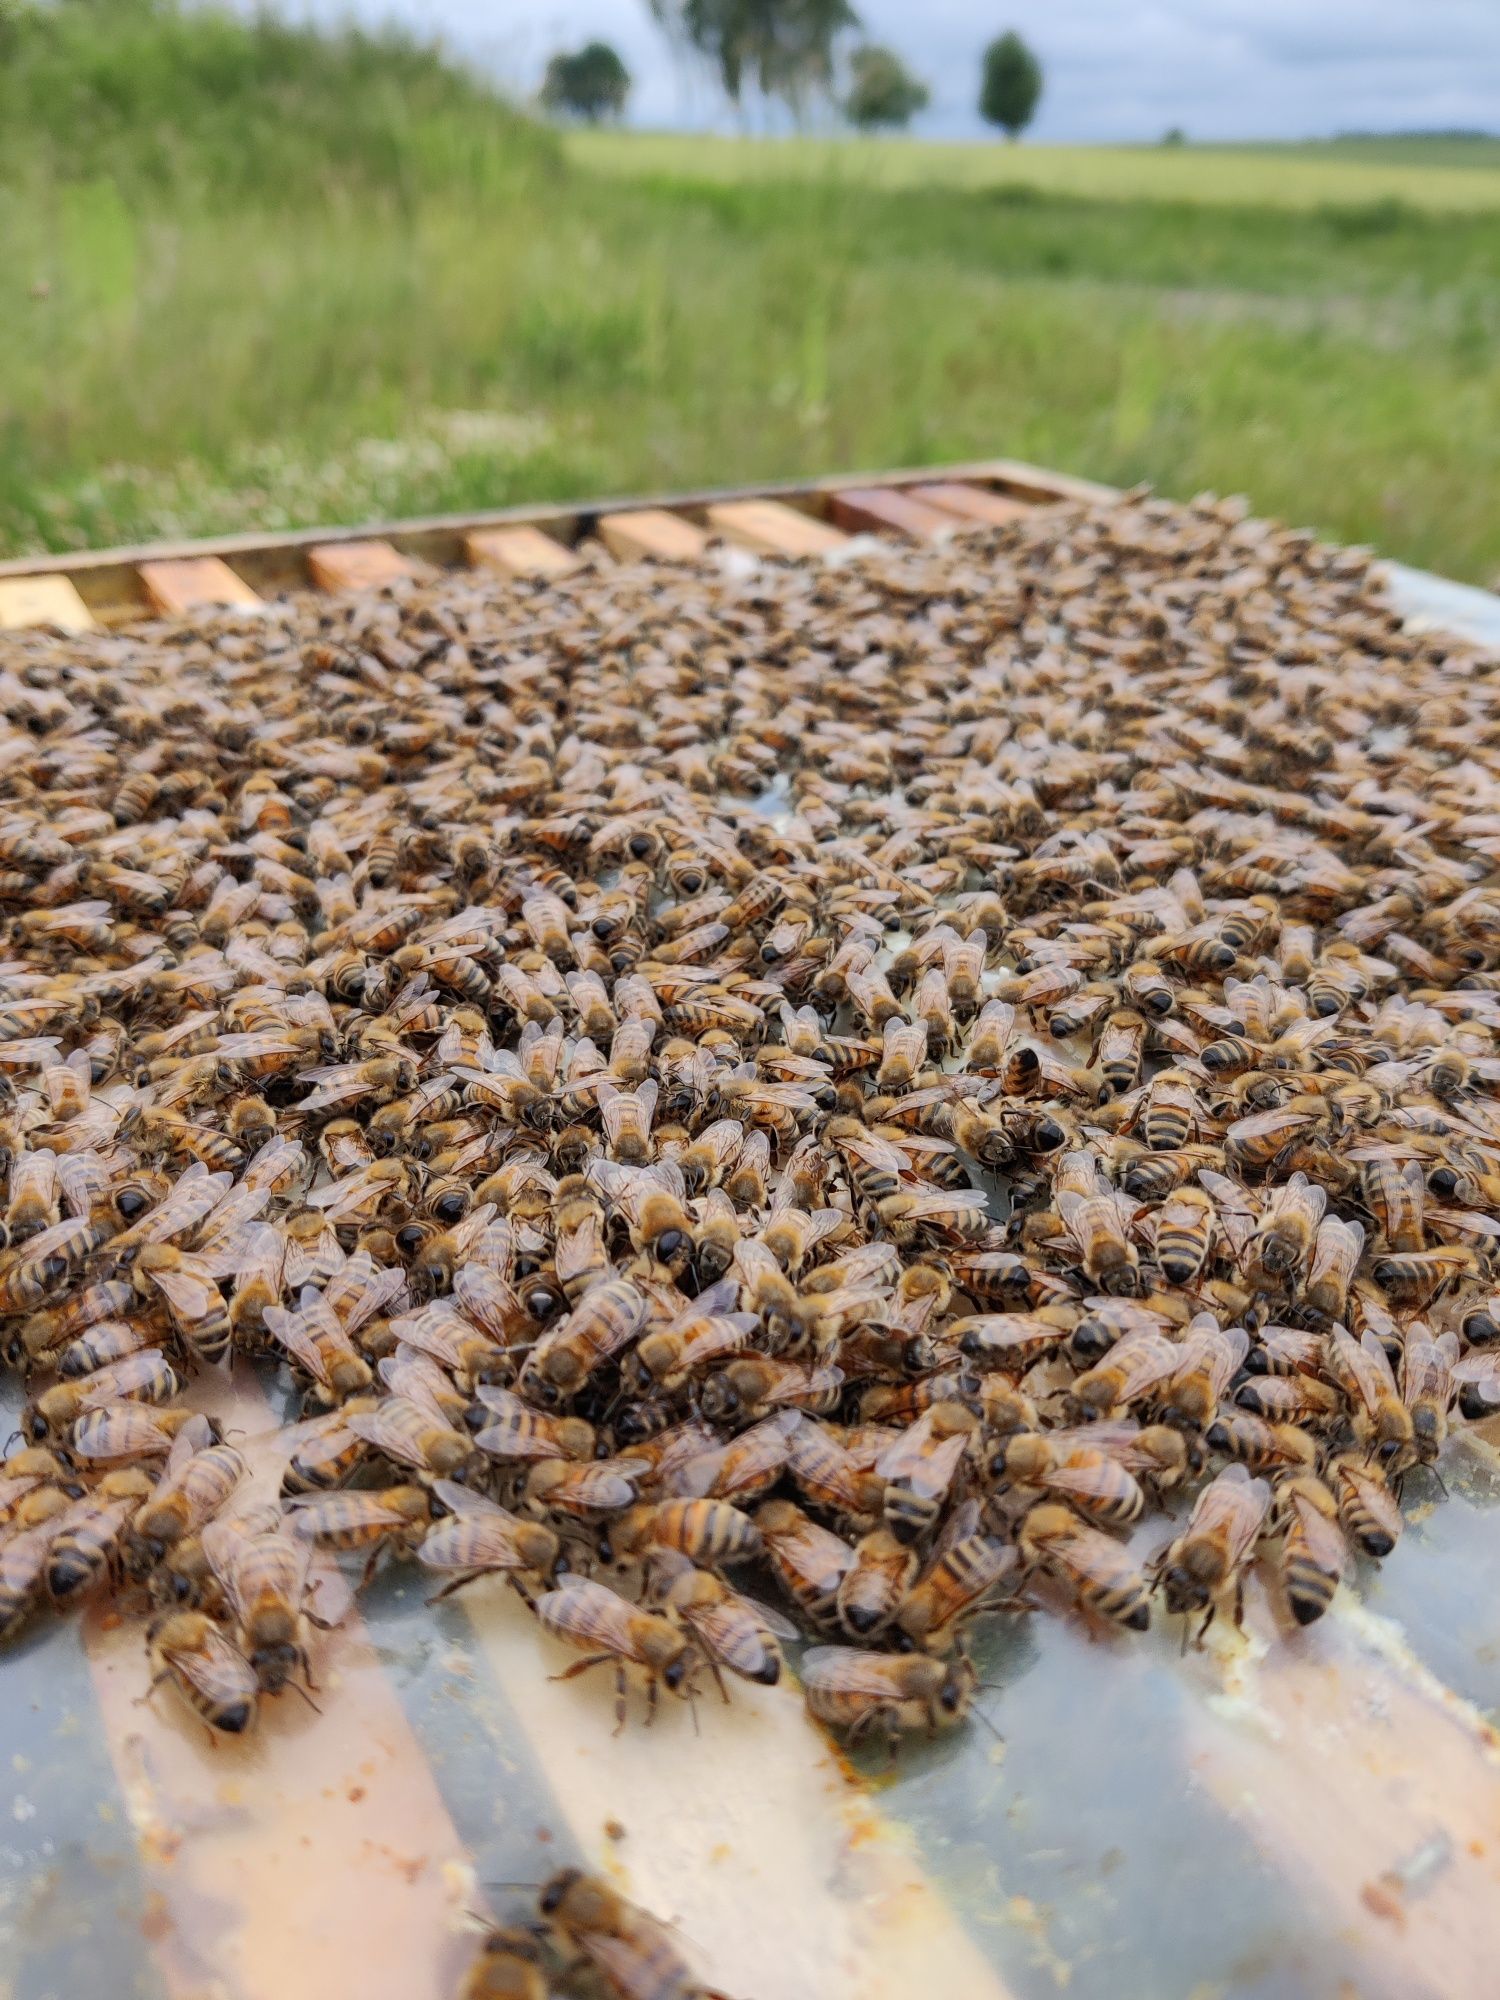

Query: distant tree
[
  {"left": 979, "top": 30, "right": 1042, "bottom": 142},
  {"left": 843, "top": 44, "right": 927, "bottom": 129},
  {"left": 650, "top": 0, "right": 860, "bottom": 119},
  {"left": 1161, "top": 125, "right": 1186, "bottom": 147},
  {"left": 540, "top": 40, "right": 631, "bottom": 123}
]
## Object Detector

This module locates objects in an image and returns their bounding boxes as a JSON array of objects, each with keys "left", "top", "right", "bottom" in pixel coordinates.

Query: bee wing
[
  {"left": 1454, "top": 1350, "right": 1500, "bottom": 1392},
  {"left": 1044, "top": 1453, "right": 1142, "bottom": 1508},
  {"left": 296, "top": 1071, "right": 378, "bottom": 1111},
  {"left": 211, "top": 1033, "right": 308, "bottom": 1062},
  {"left": 537, "top": 1576, "right": 638, "bottom": 1649},
  {"left": 243, "top": 1136, "right": 308, "bottom": 1195},
  {"left": 165, "top": 1622, "right": 260, "bottom": 1707},
  {"left": 284, "top": 1492, "right": 409, "bottom": 1538},
  {"left": 1190, "top": 1465, "right": 1271, "bottom": 1569},
  {"left": 114, "top": 1164, "right": 234, "bottom": 1251},
  {"left": 324, "top": 1251, "right": 406, "bottom": 1332},
  {"left": 141, "top": 1256, "right": 223, "bottom": 1323},
  {"left": 1287, "top": 1488, "right": 1349, "bottom": 1578},
  {"left": 162, "top": 1413, "right": 219, "bottom": 1475},
  {"left": 451, "top": 1262, "right": 526, "bottom": 1341},
  {"left": 799, "top": 1646, "right": 901, "bottom": 1698},
  {"left": 681, "top": 1598, "right": 781, "bottom": 1678},
  {"left": 263, "top": 1307, "right": 335, "bottom": 1389},
  {"left": 378, "top": 1349, "right": 462, "bottom": 1413},
  {"left": 428, "top": 1478, "right": 511, "bottom": 1520},
  {"left": 1402, "top": 1329, "right": 1459, "bottom": 1406},
  {"left": 281, "top": 1216, "right": 345, "bottom": 1291},
  {"left": 343, "top": 1401, "right": 439, "bottom": 1469},
  {"left": 71, "top": 1405, "right": 172, "bottom": 1461},
  {"left": 834, "top": 1126, "right": 911, "bottom": 1177},
  {"left": 53, "top": 1148, "right": 108, "bottom": 1218}
]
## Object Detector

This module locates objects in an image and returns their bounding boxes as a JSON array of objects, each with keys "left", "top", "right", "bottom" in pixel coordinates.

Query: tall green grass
[{"left": 2, "top": 1, "right": 1498, "bottom": 586}]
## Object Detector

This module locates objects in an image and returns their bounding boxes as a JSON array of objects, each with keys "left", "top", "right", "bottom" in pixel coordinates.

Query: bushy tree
[
  {"left": 540, "top": 40, "right": 631, "bottom": 123},
  {"left": 843, "top": 44, "right": 927, "bottom": 130},
  {"left": 979, "top": 30, "right": 1042, "bottom": 142},
  {"left": 650, "top": 0, "right": 859, "bottom": 117}
]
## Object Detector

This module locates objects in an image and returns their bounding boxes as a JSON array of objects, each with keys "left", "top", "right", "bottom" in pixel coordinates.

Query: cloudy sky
[{"left": 286, "top": 1, "right": 1500, "bottom": 142}]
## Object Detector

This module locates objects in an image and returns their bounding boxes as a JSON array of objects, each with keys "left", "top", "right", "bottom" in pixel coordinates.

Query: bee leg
[
  {"left": 1195, "top": 1603, "right": 1216, "bottom": 1648},
  {"left": 706, "top": 1656, "right": 730, "bottom": 1705},
  {"left": 1232, "top": 1580, "right": 1245, "bottom": 1634},
  {"left": 617, "top": 1664, "right": 631, "bottom": 1736},
  {"left": 550, "top": 1652, "right": 613, "bottom": 1684},
  {"left": 424, "top": 1570, "right": 483, "bottom": 1606},
  {"left": 135, "top": 1670, "right": 172, "bottom": 1710},
  {"left": 358, "top": 1542, "right": 388, "bottom": 1591}
]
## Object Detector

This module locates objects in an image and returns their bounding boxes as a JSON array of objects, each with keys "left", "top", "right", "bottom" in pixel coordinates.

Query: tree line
[{"left": 541, "top": 7, "right": 1044, "bottom": 141}]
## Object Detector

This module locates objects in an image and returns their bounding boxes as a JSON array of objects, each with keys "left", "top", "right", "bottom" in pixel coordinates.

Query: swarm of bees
[{"left": 3, "top": 487, "right": 1500, "bottom": 1974}]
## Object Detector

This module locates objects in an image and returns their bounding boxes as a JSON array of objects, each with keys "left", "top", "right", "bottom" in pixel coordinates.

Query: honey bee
[
  {"left": 1355, "top": 1154, "right": 1425, "bottom": 1252},
  {"left": 0, "top": 1485, "right": 74, "bottom": 1637},
  {"left": 1303, "top": 1214, "right": 1365, "bottom": 1323},
  {"left": 801, "top": 1646, "right": 978, "bottom": 1754},
  {"left": 285, "top": 1485, "right": 433, "bottom": 1583},
  {"left": 1275, "top": 1473, "right": 1347, "bottom": 1626},
  {"left": 265, "top": 1292, "right": 373, "bottom": 1406},
  {"left": 826, "top": 1526, "right": 915, "bottom": 1639},
  {"left": 997, "top": 1433, "right": 1145, "bottom": 1527},
  {"left": 25, "top": 1349, "right": 180, "bottom": 1441},
  {"left": 1325, "top": 1327, "right": 1414, "bottom": 1467},
  {"left": 344, "top": 1396, "right": 485, "bottom": 1483},
  {"left": 533, "top": 1576, "right": 699, "bottom": 1729},
  {"left": 415, "top": 1481, "right": 559, "bottom": 1597},
  {"left": 1148, "top": 1185, "right": 1216, "bottom": 1286},
  {"left": 1151, "top": 1464, "right": 1271, "bottom": 1638},
  {"left": 519, "top": 1277, "right": 649, "bottom": 1407},
  {"left": 869, "top": 1401, "right": 976, "bottom": 1542},
  {"left": 146, "top": 1610, "right": 260, "bottom": 1735},
  {"left": 753, "top": 1498, "right": 855, "bottom": 1624},
  {"left": 1327, "top": 1451, "right": 1404, "bottom": 1557},
  {"left": 1055, "top": 1186, "right": 1139, "bottom": 1295},
  {"left": 125, "top": 1429, "right": 244, "bottom": 1579},
  {"left": 132, "top": 1244, "right": 232, "bottom": 1365},
  {"left": 5, "top": 1147, "right": 60, "bottom": 1240},
  {"left": 458, "top": 1928, "right": 549, "bottom": 2000},
  {"left": 1247, "top": 1171, "right": 1327, "bottom": 1287},
  {"left": 651, "top": 1555, "right": 796, "bottom": 1693},
  {"left": 201, "top": 1516, "right": 316, "bottom": 1695},
  {"left": 1068, "top": 1327, "right": 1179, "bottom": 1422},
  {"left": 586, "top": 1158, "right": 693, "bottom": 1272},
  {"left": 536, "top": 1870, "right": 713, "bottom": 2000},
  {"left": 0, "top": 1216, "right": 109, "bottom": 1316},
  {"left": 1155, "top": 1317, "right": 1249, "bottom": 1434},
  {"left": 602, "top": 1497, "right": 761, "bottom": 1570},
  {"left": 1401, "top": 1326, "right": 1458, "bottom": 1469},
  {"left": 895, "top": 1504, "right": 1017, "bottom": 1652},
  {"left": 1016, "top": 1503, "right": 1151, "bottom": 1630}
]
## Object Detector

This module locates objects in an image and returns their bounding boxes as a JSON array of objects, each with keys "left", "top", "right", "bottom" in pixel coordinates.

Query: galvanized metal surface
[{"left": 2, "top": 490, "right": 1499, "bottom": 2000}]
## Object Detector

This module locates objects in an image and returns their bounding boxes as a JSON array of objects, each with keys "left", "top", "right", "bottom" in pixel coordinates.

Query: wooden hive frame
[{"left": 0, "top": 458, "right": 1116, "bottom": 630}]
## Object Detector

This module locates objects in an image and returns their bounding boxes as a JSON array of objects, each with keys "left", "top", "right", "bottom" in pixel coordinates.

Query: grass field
[
  {"left": 2, "top": 2, "right": 1498, "bottom": 587},
  {"left": 567, "top": 130, "right": 1500, "bottom": 213}
]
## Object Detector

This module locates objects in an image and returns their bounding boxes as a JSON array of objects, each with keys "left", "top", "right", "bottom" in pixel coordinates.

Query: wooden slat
[
  {"left": 0, "top": 575, "right": 96, "bottom": 633},
  {"left": 829, "top": 486, "right": 957, "bottom": 541},
  {"left": 465, "top": 524, "right": 581, "bottom": 579},
  {"left": 454, "top": 1579, "right": 1018, "bottom": 2000},
  {"left": 706, "top": 499, "right": 850, "bottom": 558},
  {"left": 908, "top": 482, "right": 1038, "bottom": 528},
  {"left": 597, "top": 508, "right": 710, "bottom": 563},
  {"left": 139, "top": 555, "right": 263, "bottom": 616},
  {"left": 86, "top": 1370, "right": 472, "bottom": 2000},
  {"left": 307, "top": 540, "right": 419, "bottom": 595}
]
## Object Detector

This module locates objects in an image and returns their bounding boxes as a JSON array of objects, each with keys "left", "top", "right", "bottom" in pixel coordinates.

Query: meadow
[{"left": 2, "top": 1, "right": 1498, "bottom": 586}]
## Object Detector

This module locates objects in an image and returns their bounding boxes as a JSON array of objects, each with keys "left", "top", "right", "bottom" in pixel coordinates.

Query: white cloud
[{"left": 279, "top": 0, "right": 1500, "bottom": 140}]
